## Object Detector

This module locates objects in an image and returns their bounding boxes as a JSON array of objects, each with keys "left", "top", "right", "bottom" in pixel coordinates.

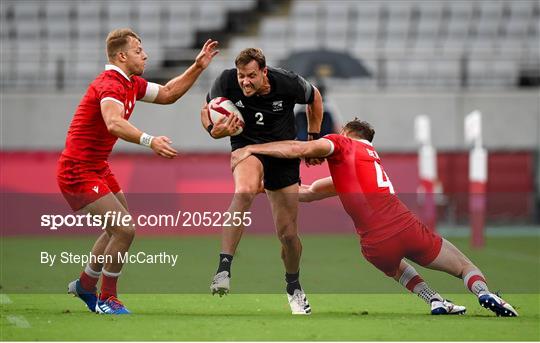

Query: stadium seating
[
  {"left": 236, "top": 0, "right": 539, "bottom": 89},
  {"left": 1, "top": 0, "right": 538, "bottom": 90},
  {"left": 0, "top": 0, "right": 257, "bottom": 90}
]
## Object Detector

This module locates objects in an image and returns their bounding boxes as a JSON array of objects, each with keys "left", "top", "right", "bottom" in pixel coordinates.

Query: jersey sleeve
[
  {"left": 206, "top": 70, "right": 230, "bottom": 103},
  {"left": 322, "top": 134, "right": 346, "bottom": 158},
  {"left": 133, "top": 76, "right": 159, "bottom": 102},
  {"left": 96, "top": 79, "right": 126, "bottom": 107},
  {"left": 292, "top": 73, "right": 315, "bottom": 104}
]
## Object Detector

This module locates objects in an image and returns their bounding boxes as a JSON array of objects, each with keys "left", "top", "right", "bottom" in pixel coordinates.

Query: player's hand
[
  {"left": 195, "top": 39, "right": 219, "bottom": 70},
  {"left": 211, "top": 113, "right": 243, "bottom": 138},
  {"left": 304, "top": 133, "right": 324, "bottom": 166},
  {"left": 304, "top": 157, "right": 325, "bottom": 167},
  {"left": 257, "top": 180, "right": 265, "bottom": 194},
  {"left": 230, "top": 147, "right": 252, "bottom": 170},
  {"left": 150, "top": 136, "right": 178, "bottom": 159}
]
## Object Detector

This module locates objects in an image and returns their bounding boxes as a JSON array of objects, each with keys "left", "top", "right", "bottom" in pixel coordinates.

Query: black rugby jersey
[{"left": 206, "top": 67, "right": 314, "bottom": 150}]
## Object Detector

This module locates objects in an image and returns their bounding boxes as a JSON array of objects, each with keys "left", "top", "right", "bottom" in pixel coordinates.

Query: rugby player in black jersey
[{"left": 200, "top": 48, "right": 323, "bottom": 315}]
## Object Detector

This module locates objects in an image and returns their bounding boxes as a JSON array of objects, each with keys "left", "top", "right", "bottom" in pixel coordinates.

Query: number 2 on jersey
[
  {"left": 374, "top": 161, "right": 395, "bottom": 194},
  {"left": 255, "top": 112, "right": 264, "bottom": 125}
]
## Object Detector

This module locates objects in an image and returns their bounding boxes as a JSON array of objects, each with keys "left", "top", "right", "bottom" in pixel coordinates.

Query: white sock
[
  {"left": 102, "top": 269, "right": 121, "bottom": 277},
  {"left": 463, "top": 270, "right": 489, "bottom": 296},
  {"left": 397, "top": 265, "right": 442, "bottom": 304},
  {"left": 414, "top": 282, "right": 443, "bottom": 304},
  {"left": 84, "top": 264, "right": 102, "bottom": 278}
]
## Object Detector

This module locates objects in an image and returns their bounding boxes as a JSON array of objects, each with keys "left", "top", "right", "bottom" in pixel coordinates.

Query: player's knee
[
  {"left": 233, "top": 187, "right": 258, "bottom": 204},
  {"left": 111, "top": 226, "right": 135, "bottom": 243},
  {"left": 278, "top": 230, "right": 299, "bottom": 246},
  {"left": 235, "top": 184, "right": 260, "bottom": 195}
]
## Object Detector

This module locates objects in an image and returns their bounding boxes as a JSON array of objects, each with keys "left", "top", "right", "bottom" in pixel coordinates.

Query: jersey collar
[
  {"left": 354, "top": 138, "right": 373, "bottom": 146},
  {"left": 105, "top": 64, "right": 131, "bottom": 81}
]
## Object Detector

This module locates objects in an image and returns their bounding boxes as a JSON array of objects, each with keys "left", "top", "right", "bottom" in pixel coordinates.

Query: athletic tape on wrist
[{"left": 140, "top": 132, "right": 154, "bottom": 147}]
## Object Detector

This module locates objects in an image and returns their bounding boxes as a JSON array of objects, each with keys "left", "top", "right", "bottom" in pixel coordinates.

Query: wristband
[
  {"left": 206, "top": 124, "right": 214, "bottom": 137},
  {"left": 307, "top": 132, "right": 320, "bottom": 140},
  {"left": 140, "top": 132, "right": 154, "bottom": 147}
]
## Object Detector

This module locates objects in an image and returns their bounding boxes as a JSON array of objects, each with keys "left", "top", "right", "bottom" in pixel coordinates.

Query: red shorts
[
  {"left": 57, "top": 155, "right": 121, "bottom": 211},
  {"left": 360, "top": 220, "right": 443, "bottom": 277}
]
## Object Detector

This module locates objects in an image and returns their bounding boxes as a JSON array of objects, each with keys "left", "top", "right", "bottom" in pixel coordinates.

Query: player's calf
[{"left": 396, "top": 263, "right": 467, "bottom": 315}]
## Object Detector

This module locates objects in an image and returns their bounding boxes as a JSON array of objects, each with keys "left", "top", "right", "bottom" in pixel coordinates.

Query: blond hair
[{"left": 106, "top": 28, "right": 141, "bottom": 60}]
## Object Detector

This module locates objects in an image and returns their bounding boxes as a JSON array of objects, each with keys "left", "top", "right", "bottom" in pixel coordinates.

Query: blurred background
[{"left": 1, "top": 0, "right": 539, "bottom": 233}]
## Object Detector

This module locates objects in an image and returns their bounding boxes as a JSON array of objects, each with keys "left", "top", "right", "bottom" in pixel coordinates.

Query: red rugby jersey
[
  {"left": 323, "top": 134, "right": 418, "bottom": 244},
  {"left": 62, "top": 64, "right": 152, "bottom": 162}
]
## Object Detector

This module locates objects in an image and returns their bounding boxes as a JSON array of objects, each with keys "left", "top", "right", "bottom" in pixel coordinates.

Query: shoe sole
[
  {"left": 480, "top": 298, "right": 517, "bottom": 317},
  {"left": 431, "top": 308, "right": 466, "bottom": 315},
  {"left": 211, "top": 287, "right": 229, "bottom": 297},
  {"left": 292, "top": 309, "right": 312, "bottom": 315},
  {"left": 95, "top": 307, "right": 130, "bottom": 315}
]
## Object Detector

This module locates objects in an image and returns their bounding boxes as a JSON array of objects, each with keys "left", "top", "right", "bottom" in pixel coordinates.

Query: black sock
[
  {"left": 216, "top": 253, "right": 233, "bottom": 276},
  {"left": 285, "top": 271, "right": 301, "bottom": 295}
]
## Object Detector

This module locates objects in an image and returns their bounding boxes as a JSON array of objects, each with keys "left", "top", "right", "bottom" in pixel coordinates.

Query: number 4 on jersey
[{"left": 374, "top": 161, "right": 395, "bottom": 194}]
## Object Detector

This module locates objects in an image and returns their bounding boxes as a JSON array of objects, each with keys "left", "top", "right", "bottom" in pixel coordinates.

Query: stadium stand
[{"left": 0, "top": 0, "right": 538, "bottom": 90}]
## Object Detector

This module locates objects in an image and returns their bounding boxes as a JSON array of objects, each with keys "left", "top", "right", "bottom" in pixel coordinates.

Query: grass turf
[
  {"left": 1, "top": 294, "right": 539, "bottom": 341},
  {"left": 1, "top": 234, "right": 539, "bottom": 340}
]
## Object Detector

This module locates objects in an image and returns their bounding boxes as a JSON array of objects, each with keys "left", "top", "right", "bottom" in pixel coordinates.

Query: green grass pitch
[{"left": 1, "top": 234, "right": 539, "bottom": 340}]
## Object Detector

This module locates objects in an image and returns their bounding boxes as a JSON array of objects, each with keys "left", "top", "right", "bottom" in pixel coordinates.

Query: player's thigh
[
  {"left": 360, "top": 238, "right": 404, "bottom": 277},
  {"left": 260, "top": 155, "right": 300, "bottom": 191},
  {"left": 81, "top": 192, "right": 134, "bottom": 236},
  {"left": 101, "top": 168, "right": 129, "bottom": 209},
  {"left": 425, "top": 238, "right": 474, "bottom": 276},
  {"left": 401, "top": 222, "right": 443, "bottom": 268},
  {"left": 266, "top": 183, "right": 299, "bottom": 234},
  {"left": 232, "top": 155, "right": 263, "bottom": 193},
  {"left": 113, "top": 191, "right": 129, "bottom": 211}
]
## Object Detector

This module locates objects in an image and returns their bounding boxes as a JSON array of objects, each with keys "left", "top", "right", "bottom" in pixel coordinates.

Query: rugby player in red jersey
[
  {"left": 58, "top": 28, "right": 218, "bottom": 314},
  {"left": 230, "top": 119, "right": 518, "bottom": 317}
]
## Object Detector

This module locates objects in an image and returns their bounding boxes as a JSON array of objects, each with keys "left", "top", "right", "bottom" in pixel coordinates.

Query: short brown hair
[
  {"left": 235, "top": 48, "right": 266, "bottom": 69},
  {"left": 344, "top": 118, "right": 375, "bottom": 142},
  {"left": 106, "top": 28, "right": 141, "bottom": 60}
]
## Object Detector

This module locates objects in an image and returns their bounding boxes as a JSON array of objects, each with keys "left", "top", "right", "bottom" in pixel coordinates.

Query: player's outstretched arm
[
  {"left": 230, "top": 139, "right": 333, "bottom": 169},
  {"left": 101, "top": 100, "right": 178, "bottom": 158},
  {"left": 153, "top": 39, "right": 219, "bottom": 104},
  {"left": 299, "top": 177, "right": 337, "bottom": 202}
]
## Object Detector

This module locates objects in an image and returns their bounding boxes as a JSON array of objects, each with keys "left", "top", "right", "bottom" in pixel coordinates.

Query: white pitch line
[
  {"left": 3, "top": 294, "right": 31, "bottom": 329},
  {"left": 6, "top": 315, "right": 31, "bottom": 328},
  {"left": 0, "top": 294, "right": 13, "bottom": 304}
]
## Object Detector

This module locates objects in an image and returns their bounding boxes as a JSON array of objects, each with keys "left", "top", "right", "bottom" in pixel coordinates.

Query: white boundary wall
[{"left": 1, "top": 91, "right": 539, "bottom": 152}]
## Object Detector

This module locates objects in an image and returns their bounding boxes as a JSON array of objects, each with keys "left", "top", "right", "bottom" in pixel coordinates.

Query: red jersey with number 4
[
  {"left": 323, "top": 134, "right": 418, "bottom": 244},
  {"left": 61, "top": 65, "right": 149, "bottom": 162}
]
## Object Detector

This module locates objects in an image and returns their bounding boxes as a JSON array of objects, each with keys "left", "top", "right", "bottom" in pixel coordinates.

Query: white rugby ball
[{"left": 208, "top": 97, "right": 245, "bottom": 136}]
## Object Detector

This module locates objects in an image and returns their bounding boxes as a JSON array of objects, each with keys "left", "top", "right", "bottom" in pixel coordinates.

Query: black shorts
[
  {"left": 253, "top": 154, "right": 300, "bottom": 191},
  {"left": 232, "top": 137, "right": 300, "bottom": 191}
]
